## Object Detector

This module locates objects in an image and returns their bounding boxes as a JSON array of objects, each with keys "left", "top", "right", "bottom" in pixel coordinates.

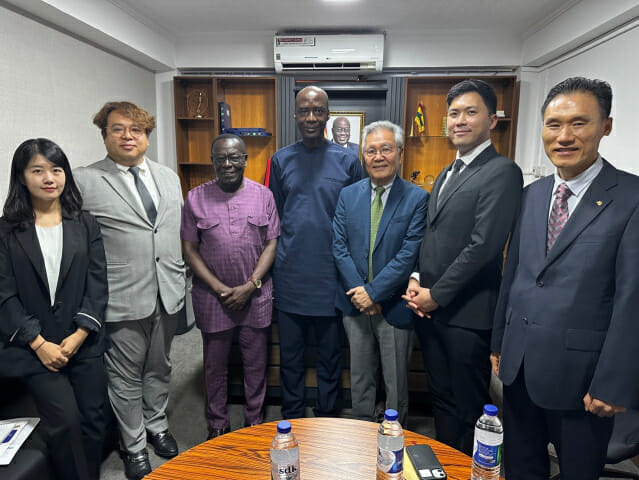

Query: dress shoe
[
  {"left": 207, "top": 426, "right": 230, "bottom": 440},
  {"left": 148, "top": 430, "right": 178, "bottom": 458},
  {"left": 122, "top": 448, "right": 151, "bottom": 480}
]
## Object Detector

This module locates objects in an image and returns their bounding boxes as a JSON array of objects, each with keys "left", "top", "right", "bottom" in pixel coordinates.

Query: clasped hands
[
  {"left": 31, "top": 328, "right": 89, "bottom": 372},
  {"left": 346, "top": 286, "right": 381, "bottom": 316},
  {"left": 401, "top": 278, "right": 438, "bottom": 318},
  {"left": 218, "top": 281, "right": 255, "bottom": 311}
]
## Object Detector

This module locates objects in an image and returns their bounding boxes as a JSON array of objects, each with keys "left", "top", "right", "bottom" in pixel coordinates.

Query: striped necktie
[
  {"left": 547, "top": 182, "right": 572, "bottom": 252},
  {"left": 369, "top": 186, "right": 385, "bottom": 282}
]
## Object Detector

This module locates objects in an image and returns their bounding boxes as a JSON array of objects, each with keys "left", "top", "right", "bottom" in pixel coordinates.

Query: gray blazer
[{"left": 74, "top": 156, "right": 186, "bottom": 322}]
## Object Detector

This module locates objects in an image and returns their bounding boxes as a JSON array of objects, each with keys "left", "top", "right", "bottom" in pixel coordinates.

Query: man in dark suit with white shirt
[
  {"left": 404, "top": 79, "right": 522, "bottom": 454},
  {"left": 491, "top": 77, "right": 639, "bottom": 479}
]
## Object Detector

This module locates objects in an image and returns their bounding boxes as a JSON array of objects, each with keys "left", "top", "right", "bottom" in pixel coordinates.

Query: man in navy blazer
[
  {"left": 491, "top": 77, "right": 639, "bottom": 479},
  {"left": 333, "top": 121, "right": 428, "bottom": 425}
]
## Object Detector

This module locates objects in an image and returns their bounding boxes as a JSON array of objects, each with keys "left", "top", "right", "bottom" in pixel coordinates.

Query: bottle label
[
  {"left": 472, "top": 438, "right": 502, "bottom": 468},
  {"left": 271, "top": 463, "right": 299, "bottom": 480},
  {"left": 377, "top": 446, "right": 403, "bottom": 474}
]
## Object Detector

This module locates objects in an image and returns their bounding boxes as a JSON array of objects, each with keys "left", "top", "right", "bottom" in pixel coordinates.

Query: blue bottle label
[
  {"left": 377, "top": 446, "right": 404, "bottom": 473},
  {"left": 473, "top": 441, "right": 501, "bottom": 468}
]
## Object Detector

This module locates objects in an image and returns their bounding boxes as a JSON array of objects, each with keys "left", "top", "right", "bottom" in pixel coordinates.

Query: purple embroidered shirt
[{"left": 181, "top": 178, "right": 280, "bottom": 333}]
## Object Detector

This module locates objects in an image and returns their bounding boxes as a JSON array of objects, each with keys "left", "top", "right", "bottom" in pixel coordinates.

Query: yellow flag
[{"left": 414, "top": 103, "right": 425, "bottom": 134}]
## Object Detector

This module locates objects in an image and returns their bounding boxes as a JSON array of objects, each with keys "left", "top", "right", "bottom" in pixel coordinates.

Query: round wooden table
[{"left": 144, "top": 417, "right": 472, "bottom": 479}]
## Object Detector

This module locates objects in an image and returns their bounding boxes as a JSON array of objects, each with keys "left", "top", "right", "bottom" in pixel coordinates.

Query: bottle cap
[
  {"left": 483, "top": 404, "right": 498, "bottom": 416},
  {"left": 384, "top": 409, "right": 399, "bottom": 421},
  {"left": 277, "top": 420, "right": 292, "bottom": 434}
]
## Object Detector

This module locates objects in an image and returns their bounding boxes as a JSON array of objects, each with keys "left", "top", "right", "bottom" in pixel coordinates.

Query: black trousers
[
  {"left": 22, "top": 355, "right": 107, "bottom": 480},
  {"left": 503, "top": 365, "right": 613, "bottom": 480},
  {"left": 277, "top": 310, "right": 342, "bottom": 419},
  {"left": 414, "top": 318, "right": 492, "bottom": 455}
]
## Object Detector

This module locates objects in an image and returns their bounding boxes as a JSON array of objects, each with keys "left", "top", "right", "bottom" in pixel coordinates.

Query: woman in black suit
[{"left": 0, "top": 138, "right": 108, "bottom": 480}]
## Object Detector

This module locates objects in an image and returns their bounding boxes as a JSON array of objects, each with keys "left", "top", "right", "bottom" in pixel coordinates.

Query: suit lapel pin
[{"left": 596, "top": 201, "right": 603, "bottom": 206}]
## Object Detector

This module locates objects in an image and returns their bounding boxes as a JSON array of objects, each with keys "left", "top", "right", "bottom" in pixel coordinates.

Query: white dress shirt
[
  {"left": 548, "top": 156, "right": 603, "bottom": 221},
  {"left": 370, "top": 177, "right": 396, "bottom": 208},
  {"left": 437, "top": 138, "right": 493, "bottom": 200},
  {"left": 114, "top": 158, "right": 160, "bottom": 211}
]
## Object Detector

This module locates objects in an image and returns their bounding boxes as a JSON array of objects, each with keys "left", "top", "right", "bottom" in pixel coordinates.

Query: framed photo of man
[{"left": 327, "top": 111, "right": 365, "bottom": 158}]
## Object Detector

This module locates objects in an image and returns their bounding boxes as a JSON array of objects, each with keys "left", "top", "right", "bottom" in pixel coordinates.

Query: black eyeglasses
[{"left": 212, "top": 154, "right": 248, "bottom": 166}]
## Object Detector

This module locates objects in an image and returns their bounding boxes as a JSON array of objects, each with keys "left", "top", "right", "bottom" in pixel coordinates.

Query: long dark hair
[{"left": 2, "top": 138, "right": 83, "bottom": 229}]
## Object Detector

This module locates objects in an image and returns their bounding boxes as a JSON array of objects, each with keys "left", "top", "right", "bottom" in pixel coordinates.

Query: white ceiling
[{"left": 108, "top": 0, "right": 578, "bottom": 39}]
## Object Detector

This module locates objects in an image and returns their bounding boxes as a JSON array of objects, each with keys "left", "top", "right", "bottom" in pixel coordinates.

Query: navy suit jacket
[
  {"left": 333, "top": 176, "right": 429, "bottom": 328},
  {"left": 492, "top": 160, "right": 639, "bottom": 410}
]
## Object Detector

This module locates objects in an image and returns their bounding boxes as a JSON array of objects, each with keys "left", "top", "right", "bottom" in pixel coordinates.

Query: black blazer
[
  {"left": 0, "top": 212, "right": 108, "bottom": 376},
  {"left": 418, "top": 144, "right": 523, "bottom": 329}
]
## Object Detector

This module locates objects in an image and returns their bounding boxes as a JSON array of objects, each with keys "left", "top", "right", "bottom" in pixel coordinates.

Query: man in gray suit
[{"left": 74, "top": 101, "right": 186, "bottom": 480}]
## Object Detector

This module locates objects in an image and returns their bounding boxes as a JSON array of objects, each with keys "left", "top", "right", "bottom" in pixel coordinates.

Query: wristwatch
[{"left": 248, "top": 276, "right": 262, "bottom": 289}]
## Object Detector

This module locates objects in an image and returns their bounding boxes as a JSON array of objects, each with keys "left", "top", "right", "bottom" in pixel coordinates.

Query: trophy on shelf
[{"left": 187, "top": 89, "right": 208, "bottom": 118}]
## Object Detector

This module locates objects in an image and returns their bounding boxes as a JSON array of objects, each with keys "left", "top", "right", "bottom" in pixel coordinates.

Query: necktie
[
  {"left": 451, "top": 158, "right": 464, "bottom": 175},
  {"left": 129, "top": 166, "right": 157, "bottom": 224},
  {"left": 439, "top": 158, "right": 464, "bottom": 198},
  {"left": 547, "top": 182, "right": 572, "bottom": 252},
  {"left": 369, "top": 186, "right": 385, "bottom": 282}
]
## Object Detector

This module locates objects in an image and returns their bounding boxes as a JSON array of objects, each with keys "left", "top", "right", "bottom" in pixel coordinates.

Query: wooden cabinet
[
  {"left": 402, "top": 76, "right": 519, "bottom": 191},
  {"left": 173, "top": 76, "right": 278, "bottom": 195}
]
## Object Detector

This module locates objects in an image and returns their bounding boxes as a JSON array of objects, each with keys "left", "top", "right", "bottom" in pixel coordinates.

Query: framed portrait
[{"left": 326, "top": 111, "right": 365, "bottom": 156}]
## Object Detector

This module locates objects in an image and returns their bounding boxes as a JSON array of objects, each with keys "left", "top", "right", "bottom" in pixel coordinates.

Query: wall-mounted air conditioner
[{"left": 274, "top": 34, "right": 384, "bottom": 73}]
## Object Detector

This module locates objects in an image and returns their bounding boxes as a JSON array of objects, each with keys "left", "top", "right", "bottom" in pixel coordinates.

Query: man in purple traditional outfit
[{"left": 181, "top": 134, "right": 279, "bottom": 439}]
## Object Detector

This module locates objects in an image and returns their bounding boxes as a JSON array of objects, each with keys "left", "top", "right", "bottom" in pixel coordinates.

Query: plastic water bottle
[
  {"left": 270, "top": 420, "right": 300, "bottom": 480},
  {"left": 376, "top": 409, "right": 404, "bottom": 480},
  {"left": 471, "top": 404, "right": 503, "bottom": 480}
]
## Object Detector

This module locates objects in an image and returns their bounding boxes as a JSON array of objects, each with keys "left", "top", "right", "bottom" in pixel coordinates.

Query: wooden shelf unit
[
  {"left": 173, "top": 76, "right": 278, "bottom": 195},
  {"left": 402, "top": 76, "right": 519, "bottom": 191}
]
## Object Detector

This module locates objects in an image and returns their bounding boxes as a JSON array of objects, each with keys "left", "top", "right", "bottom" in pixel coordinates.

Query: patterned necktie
[
  {"left": 129, "top": 166, "right": 157, "bottom": 224},
  {"left": 369, "top": 186, "right": 385, "bottom": 282},
  {"left": 547, "top": 182, "right": 572, "bottom": 252}
]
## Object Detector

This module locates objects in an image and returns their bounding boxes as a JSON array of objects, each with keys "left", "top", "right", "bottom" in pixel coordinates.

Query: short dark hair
[
  {"left": 541, "top": 77, "right": 612, "bottom": 119},
  {"left": 210, "top": 133, "right": 246, "bottom": 157},
  {"left": 446, "top": 79, "right": 497, "bottom": 115},
  {"left": 2, "top": 138, "right": 82, "bottom": 229},
  {"left": 93, "top": 101, "right": 156, "bottom": 138}
]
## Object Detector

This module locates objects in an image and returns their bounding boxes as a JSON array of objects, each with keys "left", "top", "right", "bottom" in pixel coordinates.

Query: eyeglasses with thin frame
[
  {"left": 107, "top": 124, "right": 146, "bottom": 138},
  {"left": 363, "top": 146, "right": 399, "bottom": 159},
  {"left": 295, "top": 107, "right": 327, "bottom": 118},
  {"left": 212, "top": 154, "right": 248, "bottom": 166}
]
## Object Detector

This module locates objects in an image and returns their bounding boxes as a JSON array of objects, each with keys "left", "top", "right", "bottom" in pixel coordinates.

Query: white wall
[
  {"left": 175, "top": 29, "right": 522, "bottom": 69},
  {"left": 0, "top": 5, "right": 157, "bottom": 204},
  {"left": 515, "top": 20, "right": 639, "bottom": 184}
]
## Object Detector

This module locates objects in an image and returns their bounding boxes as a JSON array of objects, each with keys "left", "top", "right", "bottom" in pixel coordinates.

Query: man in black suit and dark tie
[
  {"left": 491, "top": 77, "right": 639, "bottom": 479},
  {"left": 404, "top": 79, "right": 522, "bottom": 454}
]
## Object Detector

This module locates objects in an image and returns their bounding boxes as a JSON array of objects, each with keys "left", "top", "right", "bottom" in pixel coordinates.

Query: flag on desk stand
[{"left": 414, "top": 103, "right": 425, "bottom": 134}]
